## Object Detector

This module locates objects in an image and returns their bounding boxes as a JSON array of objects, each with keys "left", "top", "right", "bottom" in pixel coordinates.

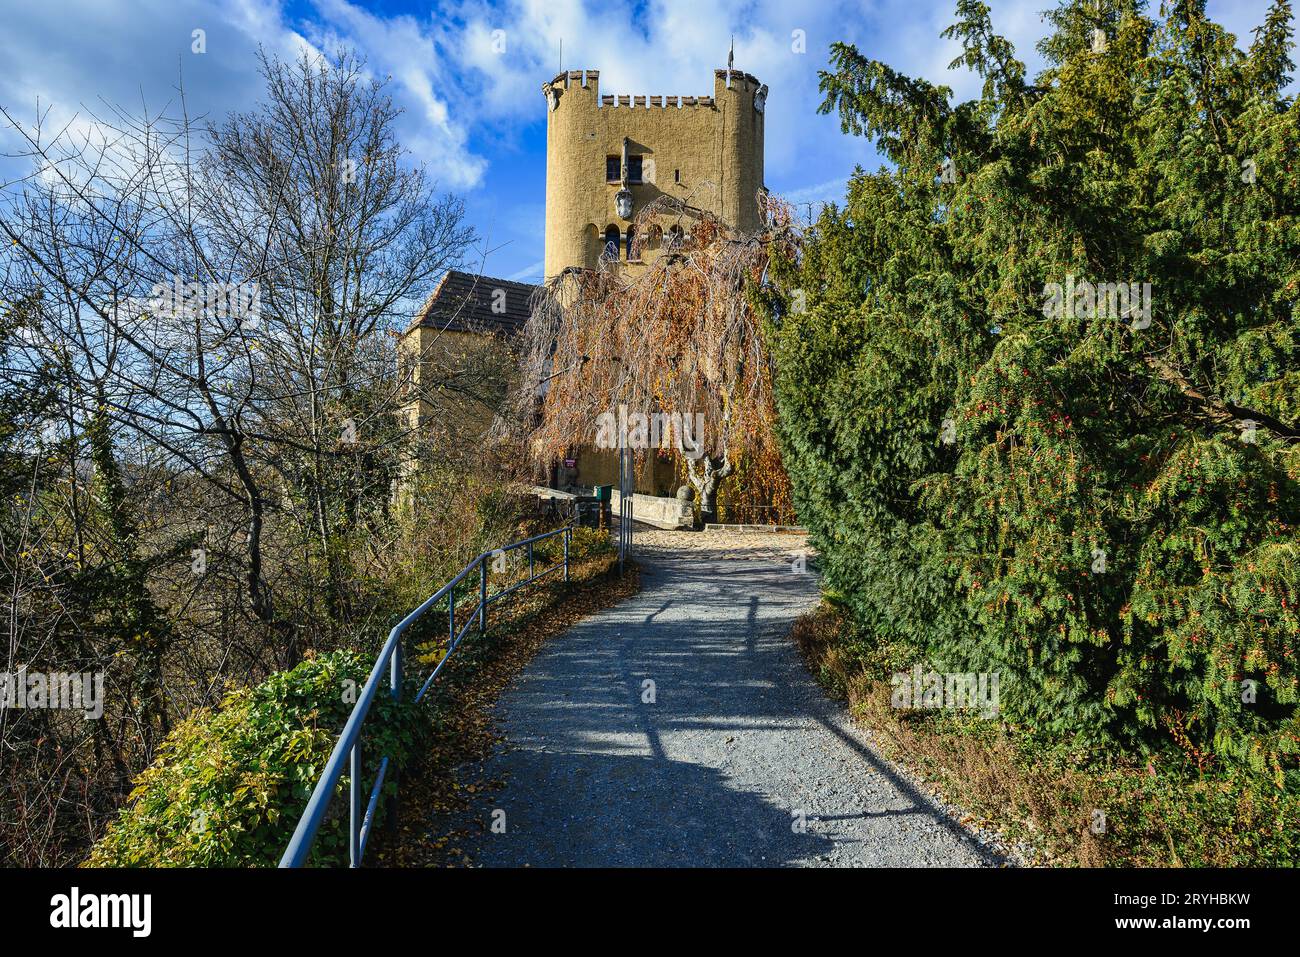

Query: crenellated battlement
[
  {"left": 544, "top": 69, "right": 599, "bottom": 90},
  {"left": 713, "top": 68, "right": 763, "bottom": 90},
  {"left": 598, "top": 94, "right": 717, "bottom": 109},
  {"left": 542, "top": 67, "right": 765, "bottom": 112}
]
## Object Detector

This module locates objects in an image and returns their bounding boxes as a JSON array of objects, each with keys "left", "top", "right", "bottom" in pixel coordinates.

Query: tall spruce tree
[{"left": 766, "top": 0, "right": 1299, "bottom": 776}]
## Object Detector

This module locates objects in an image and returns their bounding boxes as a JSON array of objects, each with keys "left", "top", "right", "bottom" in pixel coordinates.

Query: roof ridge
[{"left": 405, "top": 268, "right": 539, "bottom": 338}]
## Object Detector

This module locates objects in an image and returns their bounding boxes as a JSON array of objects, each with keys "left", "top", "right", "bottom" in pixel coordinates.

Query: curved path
[{"left": 451, "top": 529, "right": 999, "bottom": 867}]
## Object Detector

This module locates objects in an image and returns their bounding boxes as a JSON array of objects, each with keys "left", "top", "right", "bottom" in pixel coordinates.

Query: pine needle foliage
[{"left": 764, "top": 0, "right": 1300, "bottom": 777}]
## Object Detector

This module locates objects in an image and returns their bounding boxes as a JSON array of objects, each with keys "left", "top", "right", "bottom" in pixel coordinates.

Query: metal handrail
[{"left": 279, "top": 524, "right": 573, "bottom": 868}]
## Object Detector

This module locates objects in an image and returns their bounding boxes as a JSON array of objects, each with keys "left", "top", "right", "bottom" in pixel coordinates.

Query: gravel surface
[{"left": 453, "top": 531, "right": 1003, "bottom": 867}]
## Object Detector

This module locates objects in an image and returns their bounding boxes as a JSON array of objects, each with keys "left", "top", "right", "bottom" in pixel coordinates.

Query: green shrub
[
  {"left": 88, "top": 649, "right": 416, "bottom": 867},
  {"left": 539, "top": 525, "right": 615, "bottom": 563},
  {"left": 765, "top": 2, "right": 1300, "bottom": 774},
  {"left": 795, "top": 602, "right": 1300, "bottom": 865}
]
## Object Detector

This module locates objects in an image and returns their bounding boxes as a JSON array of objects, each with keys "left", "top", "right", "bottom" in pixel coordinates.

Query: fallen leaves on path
[{"left": 374, "top": 555, "right": 641, "bottom": 868}]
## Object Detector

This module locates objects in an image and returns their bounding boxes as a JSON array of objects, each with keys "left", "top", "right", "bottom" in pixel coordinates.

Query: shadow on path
[{"left": 432, "top": 540, "right": 1003, "bottom": 867}]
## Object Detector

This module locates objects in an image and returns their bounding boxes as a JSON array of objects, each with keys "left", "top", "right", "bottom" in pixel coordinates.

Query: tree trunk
[{"left": 685, "top": 453, "right": 733, "bottom": 528}]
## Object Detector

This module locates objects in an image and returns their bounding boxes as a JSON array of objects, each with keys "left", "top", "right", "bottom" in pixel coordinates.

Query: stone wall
[{"left": 610, "top": 488, "right": 694, "bottom": 530}]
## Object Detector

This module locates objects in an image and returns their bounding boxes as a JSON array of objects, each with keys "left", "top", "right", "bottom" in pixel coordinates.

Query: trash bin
[{"left": 593, "top": 485, "right": 613, "bottom": 529}]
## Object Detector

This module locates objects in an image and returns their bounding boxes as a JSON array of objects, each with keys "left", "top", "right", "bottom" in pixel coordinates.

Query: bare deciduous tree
[{"left": 0, "top": 46, "right": 483, "bottom": 863}]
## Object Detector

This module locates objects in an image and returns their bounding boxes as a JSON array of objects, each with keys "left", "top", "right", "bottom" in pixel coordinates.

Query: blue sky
[{"left": 1, "top": 0, "right": 1292, "bottom": 285}]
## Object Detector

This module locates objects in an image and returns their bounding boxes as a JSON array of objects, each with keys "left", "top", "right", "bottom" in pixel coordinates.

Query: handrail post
[
  {"left": 281, "top": 522, "right": 579, "bottom": 868},
  {"left": 349, "top": 743, "right": 361, "bottom": 867},
  {"left": 386, "top": 632, "right": 402, "bottom": 838},
  {"left": 390, "top": 635, "right": 402, "bottom": 702}
]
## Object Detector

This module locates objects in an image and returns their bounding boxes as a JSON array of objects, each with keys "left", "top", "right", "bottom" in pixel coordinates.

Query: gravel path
[{"left": 454, "top": 530, "right": 1001, "bottom": 867}]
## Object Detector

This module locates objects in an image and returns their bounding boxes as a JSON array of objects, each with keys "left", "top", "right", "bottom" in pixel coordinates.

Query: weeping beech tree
[{"left": 513, "top": 206, "right": 793, "bottom": 523}]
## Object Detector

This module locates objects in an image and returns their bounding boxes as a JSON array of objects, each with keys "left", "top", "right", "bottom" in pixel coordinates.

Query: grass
[{"left": 789, "top": 600, "right": 1300, "bottom": 867}]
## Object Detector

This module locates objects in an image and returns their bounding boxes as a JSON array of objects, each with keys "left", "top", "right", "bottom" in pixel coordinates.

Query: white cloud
[
  {"left": 2, "top": 0, "right": 1293, "bottom": 236},
  {"left": 0, "top": 0, "right": 488, "bottom": 189},
  {"left": 300, "top": 0, "right": 488, "bottom": 187},
  {"left": 506, "top": 259, "right": 545, "bottom": 282}
]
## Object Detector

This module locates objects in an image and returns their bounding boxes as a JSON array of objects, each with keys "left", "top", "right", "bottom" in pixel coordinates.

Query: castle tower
[{"left": 541, "top": 67, "right": 767, "bottom": 281}]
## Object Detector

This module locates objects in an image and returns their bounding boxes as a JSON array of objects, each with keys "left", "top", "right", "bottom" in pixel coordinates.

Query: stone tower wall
[{"left": 542, "top": 68, "right": 766, "bottom": 280}]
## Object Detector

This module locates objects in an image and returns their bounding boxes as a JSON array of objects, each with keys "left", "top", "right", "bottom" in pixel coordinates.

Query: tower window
[
  {"left": 602, "top": 225, "right": 620, "bottom": 261},
  {"left": 674, "top": 169, "right": 680, "bottom": 184},
  {"left": 626, "top": 225, "right": 639, "bottom": 262},
  {"left": 606, "top": 154, "right": 644, "bottom": 183}
]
